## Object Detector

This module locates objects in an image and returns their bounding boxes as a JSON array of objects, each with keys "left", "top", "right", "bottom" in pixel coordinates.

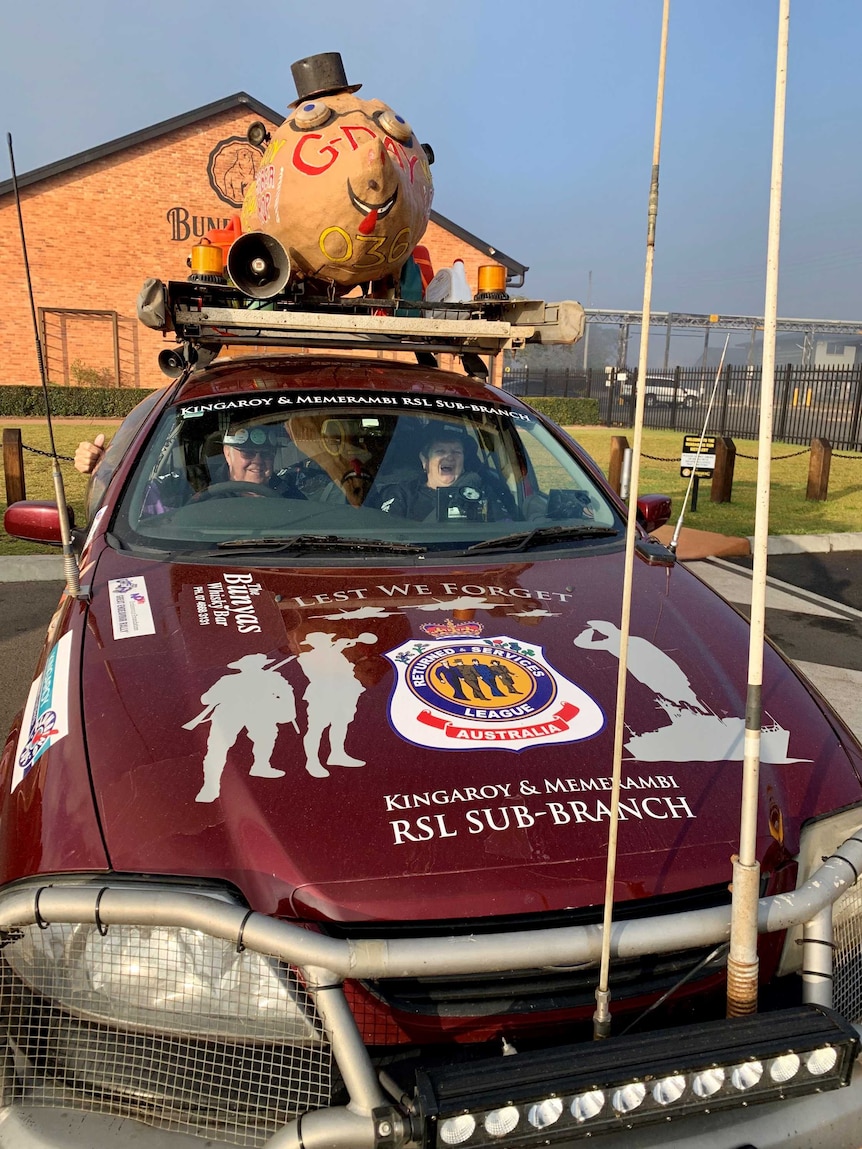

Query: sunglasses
[{"left": 232, "top": 446, "right": 274, "bottom": 458}]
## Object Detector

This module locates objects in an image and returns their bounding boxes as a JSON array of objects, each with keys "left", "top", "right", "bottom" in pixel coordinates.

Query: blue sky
[{"left": 2, "top": 0, "right": 860, "bottom": 323}]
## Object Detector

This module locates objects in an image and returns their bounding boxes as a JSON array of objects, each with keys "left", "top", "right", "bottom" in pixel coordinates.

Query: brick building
[{"left": 0, "top": 94, "right": 527, "bottom": 392}]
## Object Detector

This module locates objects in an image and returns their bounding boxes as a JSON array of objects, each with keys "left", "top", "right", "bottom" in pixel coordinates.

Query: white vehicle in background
[{"left": 616, "top": 372, "right": 700, "bottom": 407}]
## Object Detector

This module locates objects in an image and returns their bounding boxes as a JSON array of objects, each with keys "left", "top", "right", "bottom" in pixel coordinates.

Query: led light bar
[{"left": 415, "top": 1006, "right": 858, "bottom": 1147}]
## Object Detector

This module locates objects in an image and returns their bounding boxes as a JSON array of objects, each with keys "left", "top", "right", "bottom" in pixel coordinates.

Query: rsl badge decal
[{"left": 385, "top": 636, "right": 604, "bottom": 752}]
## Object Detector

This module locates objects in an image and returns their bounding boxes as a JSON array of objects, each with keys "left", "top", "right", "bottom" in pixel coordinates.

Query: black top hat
[{"left": 289, "top": 52, "right": 362, "bottom": 107}]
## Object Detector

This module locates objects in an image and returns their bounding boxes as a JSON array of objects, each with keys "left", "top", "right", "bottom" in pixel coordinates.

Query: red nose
[{"left": 358, "top": 209, "right": 379, "bottom": 235}]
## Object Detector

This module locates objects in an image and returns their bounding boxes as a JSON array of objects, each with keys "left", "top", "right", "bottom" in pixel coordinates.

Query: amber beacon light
[
  {"left": 476, "top": 264, "right": 509, "bottom": 301},
  {"left": 189, "top": 241, "right": 224, "bottom": 276}
]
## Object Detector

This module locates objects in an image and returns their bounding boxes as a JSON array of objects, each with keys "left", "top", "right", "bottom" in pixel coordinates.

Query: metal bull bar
[{"left": 1, "top": 831, "right": 861, "bottom": 1148}]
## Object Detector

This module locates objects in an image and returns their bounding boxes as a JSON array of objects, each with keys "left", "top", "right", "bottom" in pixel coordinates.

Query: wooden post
[
  {"left": 806, "top": 437, "right": 832, "bottom": 501},
  {"left": 608, "top": 435, "right": 630, "bottom": 495},
  {"left": 711, "top": 437, "right": 736, "bottom": 503},
  {"left": 3, "top": 428, "right": 26, "bottom": 504}
]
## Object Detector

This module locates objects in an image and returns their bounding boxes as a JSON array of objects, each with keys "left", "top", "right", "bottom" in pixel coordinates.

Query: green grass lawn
[
  {"left": 1, "top": 421, "right": 120, "bottom": 555},
  {"left": 2, "top": 419, "right": 861, "bottom": 554},
  {"left": 567, "top": 426, "right": 862, "bottom": 538}
]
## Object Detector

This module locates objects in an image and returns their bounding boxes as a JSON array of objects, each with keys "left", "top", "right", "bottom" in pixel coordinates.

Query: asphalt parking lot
[
  {"left": 686, "top": 551, "right": 862, "bottom": 742},
  {"left": 734, "top": 551, "right": 862, "bottom": 613},
  {"left": 0, "top": 579, "right": 65, "bottom": 738}
]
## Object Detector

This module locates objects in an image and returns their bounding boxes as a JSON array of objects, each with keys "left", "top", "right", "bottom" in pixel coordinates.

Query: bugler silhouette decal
[
  {"left": 185, "top": 632, "right": 378, "bottom": 802},
  {"left": 574, "top": 620, "right": 803, "bottom": 763}
]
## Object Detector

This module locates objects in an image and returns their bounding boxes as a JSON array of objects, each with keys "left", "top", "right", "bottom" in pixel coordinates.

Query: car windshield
[{"left": 112, "top": 387, "right": 621, "bottom": 555}]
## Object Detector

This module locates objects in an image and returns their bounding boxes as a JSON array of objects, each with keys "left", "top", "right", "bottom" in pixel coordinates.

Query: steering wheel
[{"left": 200, "top": 481, "right": 283, "bottom": 499}]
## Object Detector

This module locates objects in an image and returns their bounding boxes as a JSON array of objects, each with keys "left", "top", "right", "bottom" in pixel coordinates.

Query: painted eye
[
  {"left": 293, "top": 100, "right": 333, "bottom": 129},
  {"left": 378, "top": 109, "right": 413, "bottom": 143}
]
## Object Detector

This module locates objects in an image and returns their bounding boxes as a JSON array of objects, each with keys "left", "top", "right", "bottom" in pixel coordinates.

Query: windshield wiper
[
  {"left": 212, "top": 535, "right": 426, "bottom": 556},
  {"left": 464, "top": 525, "right": 620, "bottom": 554}
]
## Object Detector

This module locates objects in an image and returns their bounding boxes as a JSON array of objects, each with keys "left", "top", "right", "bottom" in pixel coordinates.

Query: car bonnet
[{"left": 79, "top": 547, "right": 862, "bottom": 922}]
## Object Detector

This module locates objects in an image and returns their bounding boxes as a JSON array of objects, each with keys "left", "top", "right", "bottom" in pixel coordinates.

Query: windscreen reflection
[{"left": 114, "top": 395, "right": 620, "bottom": 553}]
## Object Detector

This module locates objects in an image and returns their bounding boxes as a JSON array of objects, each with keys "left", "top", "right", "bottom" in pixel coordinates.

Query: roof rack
[{"left": 152, "top": 280, "right": 585, "bottom": 357}]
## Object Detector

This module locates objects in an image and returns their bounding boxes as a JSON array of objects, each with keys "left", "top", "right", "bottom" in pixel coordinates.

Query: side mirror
[
  {"left": 636, "top": 493, "right": 672, "bottom": 532},
  {"left": 4, "top": 501, "right": 76, "bottom": 545}
]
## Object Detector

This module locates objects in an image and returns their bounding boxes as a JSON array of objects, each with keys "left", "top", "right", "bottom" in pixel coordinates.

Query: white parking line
[{"left": 684, "top": 556, "right": 862, "bottom": 622}]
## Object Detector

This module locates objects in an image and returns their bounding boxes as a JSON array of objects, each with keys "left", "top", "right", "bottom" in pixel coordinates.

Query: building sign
[
  {"left": 680, "top": 434, "right": 716, "bottom": 478},
  {"left": 166, "top": 207, "right": 235, "bottom": 242},
  {"left": 207, "top": 136, "right": 264, "bottom": 207},
  {"left": 165, "top": 131, "right": 268, "bottom": 242}
]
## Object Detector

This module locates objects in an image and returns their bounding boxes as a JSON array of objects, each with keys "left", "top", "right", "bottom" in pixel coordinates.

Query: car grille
[
  {"left": 325, "top": 885, "right": 733, "bottom": 1019},
  {"left": 362, "top": 948, "right": 726, "bottom": 1018},
  {"left": 0, "top": 924, "right": 332, "bottom": 1147}
]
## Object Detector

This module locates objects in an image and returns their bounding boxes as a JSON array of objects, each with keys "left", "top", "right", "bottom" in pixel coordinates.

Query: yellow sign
[{"left": 680, "top": 435, "right": 716, "bottom": 478}]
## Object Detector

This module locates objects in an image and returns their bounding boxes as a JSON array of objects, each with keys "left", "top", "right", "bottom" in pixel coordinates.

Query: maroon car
[{"left": 4, "top": 351, "right": 862, "bottom": 1149}]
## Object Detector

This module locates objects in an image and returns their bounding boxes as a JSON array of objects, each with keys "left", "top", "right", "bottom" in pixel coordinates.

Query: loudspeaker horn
[
  {"left": 158, "top": 348, "right": 186, "bottom": 378},
  {"left": 227, "top": 233, "right": 292, "bottom": 299}
]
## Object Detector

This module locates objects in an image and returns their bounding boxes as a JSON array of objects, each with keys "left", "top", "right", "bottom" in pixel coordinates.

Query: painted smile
[{"left": 347, "top": 181, "right": 399, "bottom": 219}]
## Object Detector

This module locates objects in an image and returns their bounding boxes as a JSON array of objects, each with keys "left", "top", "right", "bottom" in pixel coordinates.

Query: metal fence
[{"left": 502, "top": 364, "right": 862, "bottom": 450}]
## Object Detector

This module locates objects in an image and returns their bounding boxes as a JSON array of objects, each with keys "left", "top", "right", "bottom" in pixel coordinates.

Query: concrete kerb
[
  {"left": 757, "top": 532, "right": 862, "bottom": 556},
  {"left": 2, "top": 532, "right": 862, "bottom": 583},
  {"left": 0, "top": 556, "right": 67, "bottom": 582}
]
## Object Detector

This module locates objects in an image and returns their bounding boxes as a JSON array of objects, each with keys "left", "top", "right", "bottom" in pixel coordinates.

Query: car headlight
[
  {"left": 778, "top": 804, "right": 862, "bottom": 976},
  {"left": 3, "top": 921, "right": 322, "bottom": 1043}
]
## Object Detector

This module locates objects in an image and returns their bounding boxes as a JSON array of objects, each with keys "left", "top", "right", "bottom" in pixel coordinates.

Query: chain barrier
[
  {"left": 639, "top": 444, "right": 860, "bottom": 464},
  {"left": 21, "top": 443, "right": 75, "bottom": 463},
  {"left": 625, "top": 447, "right": 818, "bottom": 463},
  {"left": 734, "top": 448, "right": 810, "bottom": 461}
]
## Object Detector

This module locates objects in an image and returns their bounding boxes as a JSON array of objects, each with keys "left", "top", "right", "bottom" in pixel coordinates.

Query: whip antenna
[
  {"left": 592, "top": 0, "right": 671, "bottom": 1041},
  {"left": 7, "top": 133, "right": 81, "bottom": 597},
  {"left": 667, "top": 333, "right": 730, "bottom": 553},
  {"left": 727, "top": 0, "right": 791, "bottom": 1020}
]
